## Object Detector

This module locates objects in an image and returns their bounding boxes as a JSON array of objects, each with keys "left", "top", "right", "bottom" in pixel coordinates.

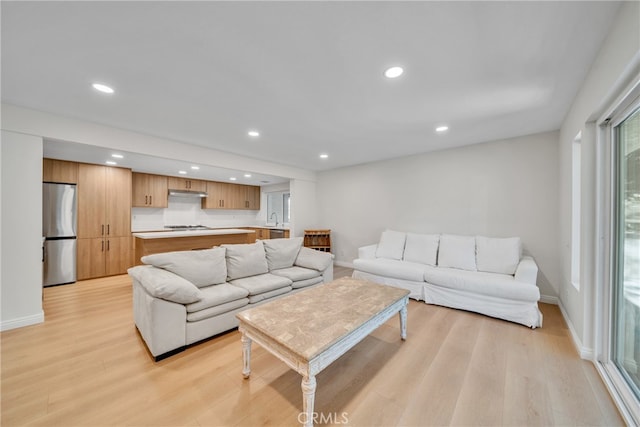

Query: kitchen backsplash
[{"left": 132, "top": 196, "right": 262, "bottom": 231}]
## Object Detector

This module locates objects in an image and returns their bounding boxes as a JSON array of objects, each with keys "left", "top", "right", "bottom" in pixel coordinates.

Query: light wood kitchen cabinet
[
  {"left": 77, "top": 236, "right": 132, "bottom": 280},
  {"left": 202, "top": 181, "right": 261, "bottom": 210},
  {"left": 202, "top": 181, "right": 230, "bottom": 209},
  {"left": 132, "top": 173, "right": 168, "bottom": 208},
  {"left": 78, "top": 164, "right": 131, "bottom": 238},
  {"left": 243, "top": 185, "right": 261, "bottom": 210},
  {"left": 43, "top": 158, "right": 78, "bottom": 183},
  {"left": 77, "top": 164, "right": 132, "bottom": 280},
  {"left": 167, "top": 176, "right": 206, "bottom": 192}
]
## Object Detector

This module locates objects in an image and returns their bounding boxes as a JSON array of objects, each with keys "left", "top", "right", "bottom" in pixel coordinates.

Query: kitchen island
[{"left": 133, "top": 228, "right": 256, "bottom": 265}]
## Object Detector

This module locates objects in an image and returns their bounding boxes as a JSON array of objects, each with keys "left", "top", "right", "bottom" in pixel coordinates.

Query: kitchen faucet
[{"left": 270, "top": 212, "right": 279, "bottom": 227}]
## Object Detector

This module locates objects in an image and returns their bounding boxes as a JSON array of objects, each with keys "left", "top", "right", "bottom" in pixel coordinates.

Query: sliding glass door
[{"left": 612, "top": 104, "right": 640, "bottom": 402}]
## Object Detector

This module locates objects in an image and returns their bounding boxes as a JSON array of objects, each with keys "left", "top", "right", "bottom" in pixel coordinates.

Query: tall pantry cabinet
[{"left": 77, "top": 164, "right": 132, "bottom": 280}]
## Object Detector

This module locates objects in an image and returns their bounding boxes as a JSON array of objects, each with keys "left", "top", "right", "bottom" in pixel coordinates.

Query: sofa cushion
[
  {"left": 247, "top": 286, "right": 292, "bottom": 304},
  {"left": 423, "top": 266, "right": 540, "bottom": 302},
  {"left": 140, "top": 247, "right": 227, "bottom": 287},
  {"left": 295, "top": 247, "right": 333, "bottom": 271},
  {"left": 476, "top": 236, "right": 521, "bottom": 275},
  {"left": 262, "top": 237, "right": 303, "bottom": 270},
  {"left": 403, "top": 233, "right": 439, "bottom": 266},
  {"left": 437, "top": 234, "right": 477, "bottom": 271},
  {"left": 375, "top": 230, "right": 406, "bottom": 260},
  {"left": 222, "top": 241, "right": 269, "bottom": 280},
  {"left": 353, "top": 258, "right": 427, "bottom": 282},
  {"left": 185, "top": 283, "right": 249, "bottom": 313},
  {"left": 229, "top": 273, "right": 292, "bottom": 295},
  {"left": 291, "top": 276, "right": 323, "bottom": 289},
  {"left": 271, "top": 266, "right": 321, "bottom": 282},
  {"left": 128, "top": 266, "right": 203, "bottom": 304},
  {"left": 186, "top": 298, "right": 249, "bottom": 322}
]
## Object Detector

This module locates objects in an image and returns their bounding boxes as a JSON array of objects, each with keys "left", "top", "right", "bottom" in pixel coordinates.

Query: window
[
  {"left": 598, "top": 85, "right": 640, "bottom": 424},
  {"left": 571, "top": 133, "right": 582, "bottom": 289},
  {"left": 612, "top": 105, "right": 640, "bottom": 402}
]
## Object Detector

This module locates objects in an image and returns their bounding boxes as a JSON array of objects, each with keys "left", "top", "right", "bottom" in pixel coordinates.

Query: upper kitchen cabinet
[
  {"left": 43, "top": 158, "right": 78, "bottom": 183},
  {"left": 167, "top": 176, "right": 206, "bottom": 192},
  {"left": 132, "top": 173, "right": 168, "bottom": 208},
  {"left": 244, "top": 185, "right": 261, "bottom": 210},
  {"left": 78, "top": 164, "right": 132, "bottom": 239},
  {"left": 202, "top": 181, "right": 230, "bottom": 209},
  {"left": 202, "top": 181, "right": 261, "bottom": 210}
]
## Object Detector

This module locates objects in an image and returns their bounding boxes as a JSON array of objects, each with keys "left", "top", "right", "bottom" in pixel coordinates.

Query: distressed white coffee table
[{"left": 236, "top": 277, "right": 410, "bottom": 427}]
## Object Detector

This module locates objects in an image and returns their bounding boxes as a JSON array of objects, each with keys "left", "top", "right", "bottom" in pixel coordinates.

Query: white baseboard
[
  {"left": 1, "top": 311, "right": 44, "bottom": 331},
  {"left": 540, "top": 294, "right": 559, "bottom": 305},
  {"left": 558, "top": 301, "right": 594, "bottom": 360},
  {"left": 334, "top": 260, "right": 354, "bottom": 269}
]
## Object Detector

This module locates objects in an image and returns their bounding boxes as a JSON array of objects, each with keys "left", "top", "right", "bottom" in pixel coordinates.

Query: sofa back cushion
[
  {"left": 375, "top": 230, "right": 406, "bottom": 260},
  {"left": 437, "top": 234, "right": 477, "bottom": 271},
  {"left": 140, "top": 247, "right": 227, "bottom": 287},
  {"left": 476, "top": 236, "right": 521, "bottom": 275},
  {"left": 262, "top": 237, "right": 303, "bottom": 270},
  {"left": 403, "top": 233, "right": 439, "bottom": 266},
  {"left": 222, "top": 241, "right": 269, "bottom": 280}
]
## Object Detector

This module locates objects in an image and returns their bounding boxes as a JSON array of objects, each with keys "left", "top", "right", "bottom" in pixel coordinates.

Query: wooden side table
[{"left": 303, "top": 229, "right": 331, "bottom": 253}]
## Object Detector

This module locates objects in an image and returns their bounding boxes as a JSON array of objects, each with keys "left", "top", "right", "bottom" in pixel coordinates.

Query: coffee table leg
[
  {"left": 241, "top": 333, "right": 252, "bottom": 378},
  {"left": 301, "top": 375, "right": 317, "bottom": 427},
  {"left": 399, "top": 304, "right": 407, "bottom": 340}
]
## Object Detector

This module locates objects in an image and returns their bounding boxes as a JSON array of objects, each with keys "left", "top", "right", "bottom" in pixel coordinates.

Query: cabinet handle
[
  {"left": 102, "top": 224, "right": 105, "bottom": 236},
  {"left": 150, "top": 195, "right": 152, "bottom": 205},
  {"left": 145, "top": 195, "right": 148, "bottom": 205},
  {"left": 107, "top": 224, "right": 110, "bottom": 235},
  {"left": 101, "top": 240, "right": 104, "bottom": 252},
  {"left": 107, "top": 240, "right": 110, "bottom": 251}
]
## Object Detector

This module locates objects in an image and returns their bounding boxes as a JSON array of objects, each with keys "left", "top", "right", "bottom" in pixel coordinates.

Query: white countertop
[{"left": 133, "top": 228, "right": 256, "bottom": 239}]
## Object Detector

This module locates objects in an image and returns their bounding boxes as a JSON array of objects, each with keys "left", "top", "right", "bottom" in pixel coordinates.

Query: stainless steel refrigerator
[{"left": 43, "top": 182, "right": 77, "bottom": 286}]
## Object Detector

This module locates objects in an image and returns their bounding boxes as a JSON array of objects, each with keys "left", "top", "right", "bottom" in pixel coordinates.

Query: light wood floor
[{"left": 2, "top": 268, "right": 623, "bottom": 426}]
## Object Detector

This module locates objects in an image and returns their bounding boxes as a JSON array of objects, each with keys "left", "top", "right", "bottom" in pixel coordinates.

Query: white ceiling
[{"left": 1, "top": 1, "right": 621, "bottom": 175}]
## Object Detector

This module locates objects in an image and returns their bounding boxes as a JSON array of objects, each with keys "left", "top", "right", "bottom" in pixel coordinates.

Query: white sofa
[
  {"left": 352, "top": 231, "right": 542, "bottom": 328},
  {"left": 128, "top": 238, "right": 333, "bottom": 360}
]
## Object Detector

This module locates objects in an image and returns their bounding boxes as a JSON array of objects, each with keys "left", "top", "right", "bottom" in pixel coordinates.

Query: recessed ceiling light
[
  {"left": 191, "top": 165, "right": 200, "bottom": 170},
  {"left": 319, "top": 153, "right": 329, "bottom": 159},
  {"left": 111, "top": 154, "right": 123, "bottom": 159},
  {"left": 435, "top": 126, "right": 449, "bottom": 133},
  {"left": 92, "top": 83, "right": 114, "bottom": 94},
  {"left": 178, "top": 170, "right": 187, "bottom": 175},
  {"left": 244, "top": 174, "right": 252, "bottom": 178},
  {"left": 248, "top": 130, "right": 260, "bottom": 137},
  {"left": 105, "top": 160, "right": 117, "bottom": 165},
  {"left": 384, "top": 66, "right": 404, "bottom": 79},
  {"left": 229, "top": 177, "right": 237, "bottom": 181}
]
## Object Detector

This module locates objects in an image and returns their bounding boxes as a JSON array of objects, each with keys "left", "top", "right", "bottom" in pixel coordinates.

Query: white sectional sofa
[
  {"left": 352, "top": 231, "right": 542, "bottom": 328},
  {"left": 128, "top": 238, "right": 333, "bottom": 360}
]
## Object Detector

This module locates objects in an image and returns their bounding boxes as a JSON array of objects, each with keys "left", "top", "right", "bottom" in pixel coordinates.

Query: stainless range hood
[{"left": 168, "top": 189, "right": 208, "bottom": 198}]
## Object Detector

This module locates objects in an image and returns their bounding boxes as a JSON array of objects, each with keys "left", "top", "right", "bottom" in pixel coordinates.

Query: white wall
[
  {"left": 558, "top": 1, "right": 640, "bottom": 354},
  {"left": 290, "top": 179, "right": 318, "bottom": 237},
  {"left": 1, "top": 131, "right": 44, "bottom": 330},
  {"left": 2, "top": 104, "right": 316, "bottom": 183},
  {"left": 317, "top": 131, "right": 560, "bottom": 298}
]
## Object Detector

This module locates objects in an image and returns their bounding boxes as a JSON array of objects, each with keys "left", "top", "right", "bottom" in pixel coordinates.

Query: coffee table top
[{"left": 236, "top": 277, "right": 409, "bottom": 360}]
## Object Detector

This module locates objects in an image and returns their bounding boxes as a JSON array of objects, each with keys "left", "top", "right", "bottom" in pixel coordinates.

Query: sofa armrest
[
  {"left": 128, "top": 266, "right": 203, "bottom": 304},
  {"left": 514, "top": 256, "right": 538, "bottom": 285},
  {"left": 295, "top": 247, "right": 332, "bottom": 271},
  {"left": 130, "top": 271, "right": 188, "bottom": 358},
  {"left": 358, "top": 244, "right": 378, "bottom": 259}
]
